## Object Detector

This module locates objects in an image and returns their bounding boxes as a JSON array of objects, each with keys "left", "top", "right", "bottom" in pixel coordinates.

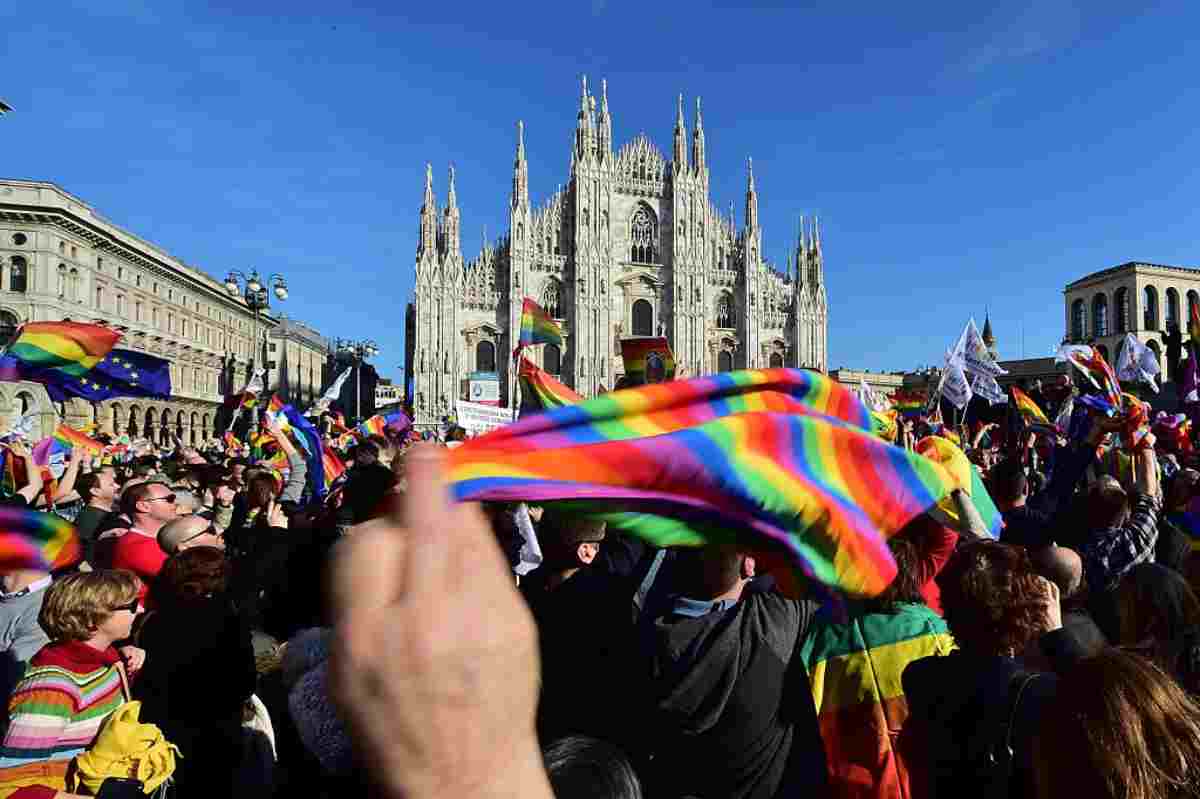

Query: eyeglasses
[
  {"left": 145, "top": 494, "right": 177, "bottom": 504},
  {"left": 110, "top": 597, "right": 140, "bottom": 615}
]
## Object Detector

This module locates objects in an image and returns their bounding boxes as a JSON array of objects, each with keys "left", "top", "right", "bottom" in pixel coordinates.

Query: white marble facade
[{"left": 405, "top": 79, "right": 828, "bottom": 426}]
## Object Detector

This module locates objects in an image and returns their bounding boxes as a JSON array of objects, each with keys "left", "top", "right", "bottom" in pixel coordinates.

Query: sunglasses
[
  {"left": 110, "top": 597, "right": 140, "bottom": 615},
  {"left": 144, "top": 494, "right": 177, "bottom": 504}
]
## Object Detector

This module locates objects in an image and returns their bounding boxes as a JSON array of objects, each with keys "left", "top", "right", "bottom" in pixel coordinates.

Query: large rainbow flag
[
  {"left": 0, "top": 322, "right": 121, "bottom": 380},
  {"left": 519, "top": 356, "right": 582, "bottom": 410},
  {"left": 446, "top": 368, "right": 964, "bottom": 598},
  {"left": 0, "top": 505, "right": 81, "bottom": 572},
  {"left": 915, "top": 436, "right": 1003, "bottom": 538},
  {"left": 620, "top": 337, "right": 676, "bottom": 385},
  {"left": 517, "top": 298, "right": 562, "bottom": 348}
]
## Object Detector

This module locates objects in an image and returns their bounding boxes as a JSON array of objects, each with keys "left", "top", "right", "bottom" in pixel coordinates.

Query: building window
[
  {"left": 11, "top": 233, "right": 26, "bottom": 246},
  {"left": 1071, "top": 299, "right": 1086, "bottom": 340},
  {"left": 269, "top": 342, "right": 277, "bottom": 352},
  {"left": 632, "top": 299, "right": 653, "bottom": 336},
  {"left": 135, "top": 275, "right": 141, "bottom": 287},
  {"left": 1189, "top": 290, "right": 1200, "bottom": 326},
  {"left": 1115, "top": 287, "right": 1129, "bottom": 333},
  {"left": 541, "top": 278, "right": 562, "bottom": 319},
  {"left": 718, "top": 351, "right": 733, "bottom": 373},
  {"left": 71, "top": 246, "right": 77, "bottom": 259},
  {"left": 716, "top": 292, "right": 734, "bottom": 328},
  {"left": 58, "top": 242, "right": 65, "bottom": 255},
  {"left": 116, "top": 295, "right": 126, "bottom": 318},
  {"left": 1166, "top": 288, "right": 1180, "bottom": 329},
  {"left": 769, "top": 352, "right": 784, "bottom": 368},
  {"left": 68, "top": 268, "right": 79, "bottom": 301},
  {"left": 630, "top": 205, "right": 657, "bottom": 263},
  {"left": 96, "top": 286, "right": 105, "bottom": 311},
  {"left": 135, "top": 301, "right": 142, "bottom": 322},
  {"left": 1143, "top": 286, "right": 1159, "bottom": 331},
  {"left": 118, "top": 266, "right": 124, "bottom": 281},
  {"left": 476, "top": 340, "right": 497, "bottom": 373},
  {"left": 9, "top": 256, "right": 27, "bottom": 293},
  {"left": 97, "top": 257, "right": 104, "bottom": 272},
  {"left": 1092, "top": 293, "right": 1108, "bottom": 337},
  {"left": 0, "top": 311, "right": 19, "bottom": 346},
  {"left": 56, "top": 264, "right": 67, "bottom": 297},
  {"left": 544, "top": 343, "right": 561, "bottom": 375},
  {"left": 168, "top": 313, "right": 174, "bottom": 333}
]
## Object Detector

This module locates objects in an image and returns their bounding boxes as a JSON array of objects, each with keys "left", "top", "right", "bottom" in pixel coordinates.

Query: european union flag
[{"left": 0, "top": 348, "right": 172, "bottom": 402}]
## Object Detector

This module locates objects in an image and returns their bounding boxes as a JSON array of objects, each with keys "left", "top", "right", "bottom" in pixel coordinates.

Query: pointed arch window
[
  {"left": 544, "top": 343, "right": 561, "bottom": 375},
  {"left": 630, "top": 205, "right": 657, "bottom": 263},
  {"left": 718, "top": 351, "right": 733, "bottom": 373},
  {"left": 769, "top": 352, "right": 784, "bottom": 368},
  {"left": 716, "top": 292, "right": 735, "bottom": 329},
  {"left": 541, "top": 278, "right": 562, "bottom": 319}
]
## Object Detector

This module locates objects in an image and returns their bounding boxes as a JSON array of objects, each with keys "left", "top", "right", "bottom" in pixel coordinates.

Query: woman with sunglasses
[{"left": 0, "top": 570, "right": 144, "bottom": 797}]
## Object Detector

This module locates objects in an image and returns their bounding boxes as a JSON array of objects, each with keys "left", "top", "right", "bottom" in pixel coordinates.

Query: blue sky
[{"left": 4, "top": 0, "right": 1199, "bottom": 380}]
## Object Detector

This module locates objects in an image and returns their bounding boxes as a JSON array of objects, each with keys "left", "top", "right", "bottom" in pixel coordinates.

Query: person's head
[
  {"left": 246, "top": 472, "right": 280, "bottom": 510},
  {"left": 155, "top": 546, "right": 230, "bottom": 607},
  {"left": 350, "top": 441, "right": 380, "bottom": 467},
  {"left": 1034, "top": 648, "right": 1200, "bottom": 799},
  {"left": 542, "top": 735, "right": 643, "bottom": 799},
  {"left": 866, "top": 525, "right": 927, "bottom": 614},
  {"left": 39, "top": 569, "right": 142, "bottom": 645},
  {"left": 78, "top": 466, "right": 117, "bottom": 506},
  {"left": 1115, "top": 562, "right": 1200, "bottom": 651},
  {"left": 535, "top": 508, "right": 606, "bottom": 570},
  {"left": 1033, "top": 378, "right": 1043, "bottom": 392},
  {"left": 990, "top": 458, "right": 1028, "bottom": 508},
  {"left": 158, "top": 515, "right": 224, "bottom": 555},
  {"left": 227, "top": 457, "right": 249, "bottom": 485},
  {"left": 170, "top": 488, "right": 199, "bottom": 515},
  {"left": 121, "top": 481, "right": 178, "bottom": 530},
  {"left": 674, "top": 545, "right": 756, "bottom": 600},
  {"left": 345, "top": 463, "right": 398, "bottom": 524},
  {"left": 937, "top": 540, "right": 1050, "bottom": 656},
  {"left": 1085, "top": 475, "right": 1131, "bottom": 531},
  {"left": 1029, "top": 545, "right": 1083, "bottom": 600},
  {"left": 1167, "top": 468, "right": 1200, "bottom": 512}
]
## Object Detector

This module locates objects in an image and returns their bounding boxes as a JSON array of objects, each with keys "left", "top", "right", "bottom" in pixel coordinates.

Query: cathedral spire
[
  {"left": 673, "top": 92, "right": 688, "bottom": 173},
  {"left": 691, "top": 96, "right": 706, "bottom": 172},
  {"left": 745, "top": 157, "right": 758, "bottom": 231},
  {"left": 575, "top": 75, "right": 595, "bottom": 163},
  {"left": 442, "top": 164, "right": 461, "bottom": 261},
  {"left": 809, "top": 216, "right": 824, "bottom": 288},
  {"left": 512, "top": 120, "right": 529, "bottom": 211},
  {"left": 597, "top": 78, "right": 612, "bottom": 159},
  {"left": 795, "top": 215, "right": 806, "bottom": 284},
  {"left": 418, "top": 162, "right": 437, "bottom": 258}
]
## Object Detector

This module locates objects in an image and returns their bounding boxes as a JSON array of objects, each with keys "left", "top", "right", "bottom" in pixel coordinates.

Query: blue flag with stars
[{"left": 0, "top": 348, "right": 171, "bottom": 402}]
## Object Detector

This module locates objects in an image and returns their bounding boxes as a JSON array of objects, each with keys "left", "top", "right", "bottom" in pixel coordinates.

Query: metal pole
[{"left": 356, "top": 354, "right": 362, "bottom": 421}]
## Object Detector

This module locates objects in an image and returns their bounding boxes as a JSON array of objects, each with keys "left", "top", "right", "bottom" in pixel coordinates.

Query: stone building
[
  {"left": 405, "top": 78, "right": 828, "bottom": 427},
  {"left": 268, "top": 316, "right": 330, "bottom": 409},
  {"left": 0, "top": 179, "right": 328, "bottom": 442},
  {"left": 1063, "top": 261, "right": 1200, "bottom": 384}
]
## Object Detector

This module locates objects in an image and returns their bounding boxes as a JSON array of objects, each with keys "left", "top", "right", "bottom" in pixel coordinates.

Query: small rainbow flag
[
  {"left": 52, "top": 424, "right": 103, "bottom": 456},
  {"left": 915, "top": 436, "right": 1003, "bottom": 538},
  {"left": 0, "top": 506, "right": 82, "bottom": 572},
  {"left": 1011, "top": 386, "right": 1051, "bottom": 427},
  {"left": 519, "top": 356, "right": 582, "bottom": 410},
  {"left": 323, "top": 449, "right": 347, "bottom": 489},
  {"left": 446, "top": 368, "right": 962, "bottom": 598},
  {"left": 1190, "top": 299, "right": 1200, "bottom": 344},
  {"left": 620, "top": 337, "right": 676, "bottom": 385},
  {"left": 517, "top": 298, "right": 562, "bottom": 348},
  {"left": 1061, "top": 345, "right": 1123, "bottom": 415},
  {"left": 0, "top": 322, "right": 121, "bottom": 380},
  {"left": 890, "top": 390, "right": 927, "bottom": 419},
  {"left": 358, "top": 415, "right": 387, "bottom": 438},
  {"left": 223, "top": 431, "right": 243, "bottom": 453}
]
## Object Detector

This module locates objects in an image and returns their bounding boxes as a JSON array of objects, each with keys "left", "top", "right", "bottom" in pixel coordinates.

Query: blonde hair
[{"left": 39, "top": 570, "right": 142, "bottom": 642}]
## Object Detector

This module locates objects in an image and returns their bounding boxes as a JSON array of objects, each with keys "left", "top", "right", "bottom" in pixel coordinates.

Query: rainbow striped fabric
[
  {"left": 1011, "top": 385, "right": 1051, "bottom": 427},
  {"left": 323, "top": 449, "right": 347, "bottom": 489},
  {"left": 517, "top": 297, "right": 562, "bottom": 348},
  {"left": 870, "top": 409, "right": 898, "bottom": 442},
  {"left": 890, "top": 390, "right": 927, "bottom": 419},
  {"left": 0, "top": 505, "right": 81, "bottom": 573},
  {"left": 358, "top": 415, "right": 387, "bottom": 437},
  {"left": 799, "top": 603, "right": 956, "bottom": 798},
  {"left": 52, "top": 424, "right": 103, "bottom": 456},
  {"left": 1190, "top": 300, "right": 1200, "bottom": 344},
  {"left": 1, "top": 322, "right": 121, "bottom": 380},
  {"left": 620, "top": 337, "right": 676, "bottom": 385},
  {"left": 519, "top": 356, "right": 582, "bottom": 410},
  {"left": 447, "top": 368, "right": 964, "bottom": 597},
  {"left": 1063, "top": 345, "right": 1123, "bottom": 414},
  {"left": 0, "top": 659, "right": 126, "bottom": 767},
  {"left": 915, "top": 436, "right": 1003, "bottom": 538}
]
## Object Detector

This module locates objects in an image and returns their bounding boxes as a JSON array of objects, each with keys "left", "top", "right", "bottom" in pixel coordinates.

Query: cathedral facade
[{"left": 405, "top": 78, "right": 828, "bottom": 426}]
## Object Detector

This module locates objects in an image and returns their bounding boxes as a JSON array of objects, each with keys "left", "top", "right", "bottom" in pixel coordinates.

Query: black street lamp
[
  {"left": 224, "top": 269, "right": 288, "bottom": 390},
  {"left": 336, "top": 338, "right": 379, "bottom": 422}
]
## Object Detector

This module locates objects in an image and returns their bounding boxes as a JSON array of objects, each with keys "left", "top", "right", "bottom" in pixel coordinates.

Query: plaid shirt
[{"left": 1082, "top": 492, "right": 1160, "bottom": 595}]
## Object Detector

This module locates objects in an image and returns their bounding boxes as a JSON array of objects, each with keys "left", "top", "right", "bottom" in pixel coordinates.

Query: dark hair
[
  {"left": 1086, "top": 478, "right": 1131, "bottom": 531},
  {"left": 937, "top": 541, "right": 1048, "bottom": 656},
  {"left": 156, "top": 546, "right": 230, "bottom": 606},
  {"left": 228, "top": 457, "right": 250, "bottom": 469},
  {"left": 542, "top": 736, "right": 643, "bottom": 799},
  {"left": 672, "top": 545, "right": 744, "bottom": 599},
  {"left": 1117, "top": 563, "right": 1200, "bottom": 659},
  {"left": 77, "top": 470, "right": 109, "bottom": 501},
  {"left": 989, "top": 458, "right": 1027, "bottom": 505},
  {"left": 344, "top": 463, "right": 397, "bottom": 524},
  {"left": 246, "top": 472, "right": 278, "bottom": 510},
  {"left": 1034, "top": 648, "right": 1200, "bottom": 799},
  {"left": 868, "top": 534, "right": 926, "bottom": 613}
]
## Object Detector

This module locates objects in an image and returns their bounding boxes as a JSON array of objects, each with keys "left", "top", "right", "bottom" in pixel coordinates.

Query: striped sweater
[
  {"left": 0, "top": 640, "right": 128, "bottom": 768},
  {"left": 798, "top": 602, "right": 955, "bottom": 799}
]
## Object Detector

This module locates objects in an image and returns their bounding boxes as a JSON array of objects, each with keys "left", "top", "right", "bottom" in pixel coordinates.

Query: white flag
[
  {"left": 512, "top": 503, "right": 543, "bottom": 577},
  {"left": 972, "top": 372, "right": 1008, "bottom": 405},
  {"left": 1115, "top": 333, "right": 1160, "bottom": 392},
  {"left": 240, "top": 369, "right": 265, "bottom": 397},
  {"left": 957, "top": 319, "right": 1008, "bottom": 378},
  {"left": 307, "top": 366, "right": 353, "bottom": 416},
  {"left": 858, "top": 377, "right": 889, "bottom": 412},
  {"left": 940, "top": 354, "right": 974, "bottom": 410}
]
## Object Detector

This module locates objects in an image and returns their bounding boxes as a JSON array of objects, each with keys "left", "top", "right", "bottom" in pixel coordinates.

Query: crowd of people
[{"left": 0, "top": 371, "right": 1199, "bottom": 799}]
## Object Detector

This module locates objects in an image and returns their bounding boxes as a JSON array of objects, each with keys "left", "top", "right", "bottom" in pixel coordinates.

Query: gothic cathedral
[{"left": 405, "top": 78, "right": 828, "bottom": 426}]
